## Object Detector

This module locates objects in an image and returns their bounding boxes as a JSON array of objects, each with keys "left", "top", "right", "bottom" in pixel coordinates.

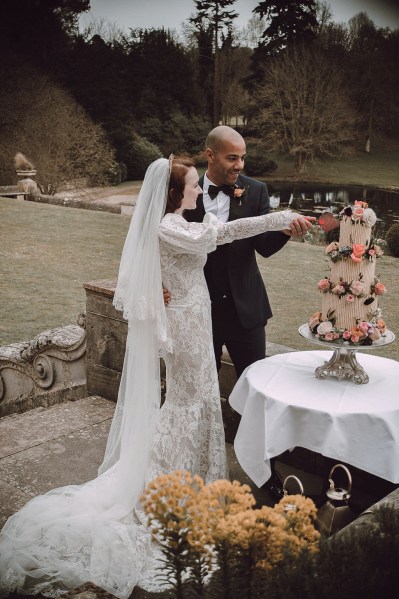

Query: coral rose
[
  {"left": 374, "top": 282, "right": 387, "bottom": 295},
  {"left": 351, "top": 325, "right": 365, "bottom": 338},
  {"left": 352, "top": 244, "right": 366, "bottom": 258},
  {"left": 377, "top": 319, "right": 386, "bottom": 333},
  {"left": 352, "top": 206, "right": 364, "bottom": 220}
]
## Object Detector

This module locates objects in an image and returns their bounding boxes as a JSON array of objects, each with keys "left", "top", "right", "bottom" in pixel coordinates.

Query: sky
[{"left": 80, "top": 0, "right": 399, "bottom": 34}]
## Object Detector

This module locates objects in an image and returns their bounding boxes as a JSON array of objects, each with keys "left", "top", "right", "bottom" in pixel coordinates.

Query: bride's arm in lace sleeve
[
  {"left": 158, "top": 213, "right": 218, "bottom": 254},
  {"left": 205, "top": 210, "right": 304, "bottom": 245}
]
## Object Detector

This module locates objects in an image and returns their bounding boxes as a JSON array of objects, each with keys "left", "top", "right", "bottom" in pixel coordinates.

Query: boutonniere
[{"left": 233, "top": 185, "right": 250, "bottom": 206}]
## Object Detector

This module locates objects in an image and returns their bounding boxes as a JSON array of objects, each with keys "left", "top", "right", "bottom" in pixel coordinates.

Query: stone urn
[{"left": 16, "top": 169, "right": 38, "bottom": 194}]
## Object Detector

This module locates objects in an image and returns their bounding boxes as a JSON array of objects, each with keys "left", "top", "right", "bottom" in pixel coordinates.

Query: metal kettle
[
  {"left": 282, "top": 474, "right": 304, "bottom": 512},
  {"left": 316, "top": 463, "right": 356, "bottom": 536}
]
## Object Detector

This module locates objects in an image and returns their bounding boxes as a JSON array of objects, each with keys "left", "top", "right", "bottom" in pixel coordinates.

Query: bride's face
[{"left": 179, "top": 167, "right": 203, "bottom": 212}]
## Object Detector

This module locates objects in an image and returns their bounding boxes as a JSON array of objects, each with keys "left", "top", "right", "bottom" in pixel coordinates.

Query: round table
[{"left": 229, "top": 350, "right": 399, "bottom": 487}]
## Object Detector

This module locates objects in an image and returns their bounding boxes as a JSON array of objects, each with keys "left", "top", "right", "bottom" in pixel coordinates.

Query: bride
[{"left": 0, "top": 156, "right": 311, "bottom": 597}]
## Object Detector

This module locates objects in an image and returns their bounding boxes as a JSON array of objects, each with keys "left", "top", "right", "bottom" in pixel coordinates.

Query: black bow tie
[{"left": 208, "top": 184, "right": 235, "bottom": 200}]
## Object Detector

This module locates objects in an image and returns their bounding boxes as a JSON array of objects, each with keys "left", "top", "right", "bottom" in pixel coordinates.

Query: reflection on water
[{"left": 268, "top": 183, "right": 399, "bottom": 239}]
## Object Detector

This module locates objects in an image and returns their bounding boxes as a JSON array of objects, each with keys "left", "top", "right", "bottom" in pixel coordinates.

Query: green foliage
[
  {"left": 386, "top": 223, "right": 399, "bottom": 258},
  {"left": 122, "top": 133, "right": 162, "bottom": 180},
  {"left": 138, "top": 112, "right": 211, "bottom": 157},
  {"left": 244, "top": 143, "right": 277, "bottom": 176}
]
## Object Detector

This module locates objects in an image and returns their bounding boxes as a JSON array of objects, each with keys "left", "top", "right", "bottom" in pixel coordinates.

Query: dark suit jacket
[{"left": 185, "top": 174, "right": 289, "bottom": 329}]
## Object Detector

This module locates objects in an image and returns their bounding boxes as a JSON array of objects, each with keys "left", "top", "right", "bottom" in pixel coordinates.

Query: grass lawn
[
  {"left": 0, "top": 197, "right": 129, "bottom": 344},
  {"left": 1, "top": 195, "right": 398, "bottom": 363},
  {"left": 261, "top": 148, "right": 399, "bottom": 189}
]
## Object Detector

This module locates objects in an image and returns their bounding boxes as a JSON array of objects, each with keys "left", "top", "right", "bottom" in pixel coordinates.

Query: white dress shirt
[{"left": 202, "top": 172, "right": 230, "bottom": 223}]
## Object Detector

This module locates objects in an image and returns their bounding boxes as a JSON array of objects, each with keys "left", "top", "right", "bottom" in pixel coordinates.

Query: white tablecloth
[{"left": 229, "top": 350, "right": 399, "bottom": 487}]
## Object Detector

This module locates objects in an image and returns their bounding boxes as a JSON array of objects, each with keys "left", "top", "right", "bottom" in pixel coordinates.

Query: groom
[
  {"left": 186, "top": 125, "right": 309, "bottom": 378},
  {"left": 185, "top": 126, "right": 311, "bottom": 498}
]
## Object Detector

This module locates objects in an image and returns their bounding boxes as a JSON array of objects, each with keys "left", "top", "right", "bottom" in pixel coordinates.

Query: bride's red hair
[{"left": 165, "top": 156, "right": 195, "bottom": 215}]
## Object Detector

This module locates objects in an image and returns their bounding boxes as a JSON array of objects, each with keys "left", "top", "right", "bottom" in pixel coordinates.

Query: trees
[
  {"left": 0, "top": 0, "right": 89, "bottom": 73},
  {"left": 346, "top": 13, "right": 399, "bottom": 151},
  {"left": 250, "top": 44, "right": 357, "bottom": 173},
  {"left": 253, "top": 0, "right": 318, "bottom": 53},
  {"left": 0, "top": 56, "right": 116, "bottom": 193},
  {"left": 190, "top": 0, "right": 239, "bottom": 125}
]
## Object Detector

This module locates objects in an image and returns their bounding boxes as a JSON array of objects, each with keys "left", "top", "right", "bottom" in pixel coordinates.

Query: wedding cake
[{"left": 309, "top": 201, "right": 388, "bottom": 345}]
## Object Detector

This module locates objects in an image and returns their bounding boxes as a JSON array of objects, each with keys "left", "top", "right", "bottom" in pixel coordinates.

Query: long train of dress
[{"left": 0, "top": 209, "right": 295, "bottom": 597}]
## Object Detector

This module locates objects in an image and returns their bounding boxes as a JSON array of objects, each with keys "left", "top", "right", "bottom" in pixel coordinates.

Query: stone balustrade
[{"left": 0, "top": 319, "right": 86, "bottom": 417}]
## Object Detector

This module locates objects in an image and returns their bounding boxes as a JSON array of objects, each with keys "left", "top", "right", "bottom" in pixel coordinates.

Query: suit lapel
[{"left": 197, "top": 175, "right": 206, "bottom": 219}]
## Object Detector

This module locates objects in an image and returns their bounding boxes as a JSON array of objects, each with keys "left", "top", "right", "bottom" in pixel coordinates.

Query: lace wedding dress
[{"left": 0, "top": 209, "right": 294, "bottom": 598}]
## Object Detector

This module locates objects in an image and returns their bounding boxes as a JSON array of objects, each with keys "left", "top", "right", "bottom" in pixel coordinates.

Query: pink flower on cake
[
  {"left": 377, "top": 319, "right": 386, "bottom": 333},
  {"left": 309, "top": 311, "right": 322, "bottom": 330},
  {"left": 351, "top": 325, "right": 365, "bottom": 339},
  {"left": 352, "top": 205, "right": 364, "bottom": 220},
  {"left": 373, "top": 244, "right": 384, "bottom": 257},
  {"left": 351, "top": 335, "right": 360, "bottom": 343},
  {"left": 317, "top": 321, "right": 333, "bottom": 335},
  {"left": 369, "top": 328, "right": 381, "bottom": 341},
  {"left": 352, "top": 244, "right": 366, "bottom": 257},
  {"left": 374, "top": 282, "right": 387, "bottom": 295},
  {"left": 345, "top": 294, "right": 355, "bottom": 303},
  {"left": 342, "top": 330, "right": 351, "bottom": 340},
  {"left": 324, "top": 332, "right": 334, "bottom": 341},
  {"left": 351, "top": 244, "right": 366, "bottom": 262},
  {"left": 317, "top": 279, "right": 330, "bottom": 292},
  {"left": 358, "top": 321, "right": 369, "bottom": 332},
  {"left": 350, "top": 280, "right": 365, "bottom": 296},
  {"left": 331, "top": 284, "right": 346, "bottom": 295},
  {"left": 326, "top": 241, "right": 339, "bottom": 254}
]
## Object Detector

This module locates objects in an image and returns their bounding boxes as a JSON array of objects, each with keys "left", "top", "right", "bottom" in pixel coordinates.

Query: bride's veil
[
  {"left": 0, "top": 158, "right": 173, "bottom": 598},
  {"left": 97, "top": 157, "right": 171, "bottom": 512}
]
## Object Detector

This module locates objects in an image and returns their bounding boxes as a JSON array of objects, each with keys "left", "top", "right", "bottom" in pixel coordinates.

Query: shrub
[
  {"left": 137, "top": 111, "right": 211, "bottom": 157},
  {"left": 244, "top": 143, "right": 278, "bottom": 177},
  {"left": 123, "top": 133, "right": 162, "bottom": 180},
  {"left": 0, "top": 58, "right": 118, "bottom": 194},
  {"left": 386, "top": 223, "right": 399, "bottom": 257}
]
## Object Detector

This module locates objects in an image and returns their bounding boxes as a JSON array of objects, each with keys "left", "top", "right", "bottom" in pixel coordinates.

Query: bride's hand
[{"left": 283, "top": 215, "right": 316, "bottom": 238}]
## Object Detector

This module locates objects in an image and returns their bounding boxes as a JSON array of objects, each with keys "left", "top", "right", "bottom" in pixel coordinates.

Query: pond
[{"left": 267, "top": 183, "right": 399, "bottom": 239}]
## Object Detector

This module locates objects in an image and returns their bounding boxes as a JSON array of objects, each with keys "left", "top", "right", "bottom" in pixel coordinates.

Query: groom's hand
[{"left": 163, "top": 287, "right": 171, "bottom": 305}]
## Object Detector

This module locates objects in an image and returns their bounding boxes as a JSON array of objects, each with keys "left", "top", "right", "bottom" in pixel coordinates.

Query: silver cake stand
[{"left": 299, "top": 324, "right": 395, "bottom": 385}]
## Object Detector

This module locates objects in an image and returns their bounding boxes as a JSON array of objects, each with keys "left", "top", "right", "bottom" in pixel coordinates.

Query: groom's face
[{"left": 206, "top": 138, "right": 246, "bottom": 187}]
